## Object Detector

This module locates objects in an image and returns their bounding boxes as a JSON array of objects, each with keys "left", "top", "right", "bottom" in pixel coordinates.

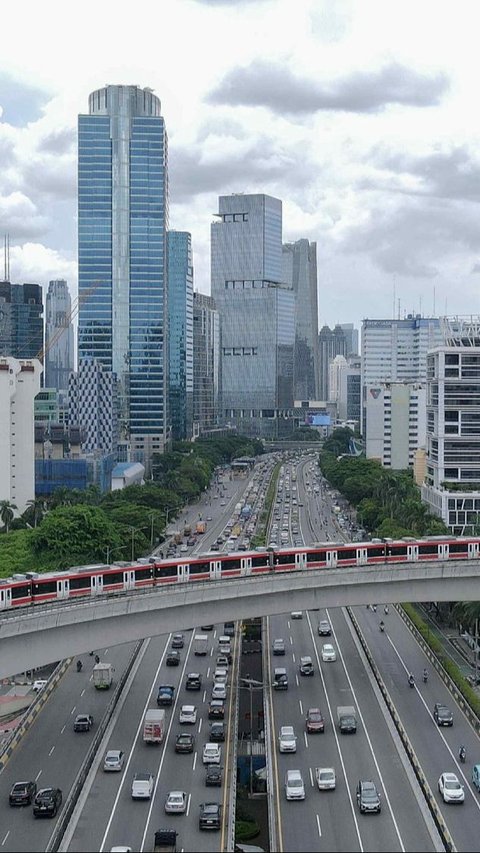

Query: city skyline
[{"left": 0, "top": 0, "right": 479, "bottom": 332}]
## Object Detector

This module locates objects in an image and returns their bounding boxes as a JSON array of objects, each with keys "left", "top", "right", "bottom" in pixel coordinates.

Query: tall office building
[
  {"left": 45, "top": 279, "right": 74, "bottom": 392},
  {"left": 68, "top": 358, "right": 118, "bottom": 454},
  {"left": 422, "top": 317, "right": 480, "bottom": 534},
  {"left": 282, "top": 239, "right": 320, "bottom": 401},
  {"left": 167, "top": 232, "right": 193, "bottom": 440},
  {"left": 339, "top": 323, "right": 359, "bottom": 357},
  {"left": 365, "top": 382, "right": 427, "bottom": 468},
  {"left": 193, "top": 292, "right": 219, "bottom": 436},
  {"left": 78, "top": 85, "right": 169, "bottom": 469},
  {"left": 0, "top": 281, "right": 43, "bottom": 360},
  {"left": 0, "top": 357, "right": 42, "bottom": 513},
  {"left": 211, "top": 193, "right": 294, "bottom": 438},
  {"left": 318, "top": 324, "right": 347, "bottom": 401}
]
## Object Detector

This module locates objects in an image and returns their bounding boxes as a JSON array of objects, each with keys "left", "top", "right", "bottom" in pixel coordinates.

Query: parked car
[
  {"left": 438, "top": 772, "right": 464, "bottom": 803},
  {"left": 356, "top": 780, "right": 381, "bottom": 814},
  {"left": 9, "top": 781, "right": 37, "bottom": 806},
  {"left": 285, "top": 770, "right": 305, "bottom": 800},
  {"left": 175, "top": 733, "right": 195, "bottom": 754},
  {"left": 199, "top": 802, "right": 222, "bottom": 830},
  {"left": 306, "top": 708, "right": 325, "bottom": 733},
  {"left": 103, "top": 750, "right": 125, "bottom": 772},
  {"left": 179, "top": 705, "right": 197, "bottom": 724},
  {"left": 33, "top": 787, "right": 62, "bottom": 817},
  {"left": 165, "top": 790, "right": 187, "bottom": 814},
  {"left": 433, "top": 703, "right": 453, "bottom": 726}
]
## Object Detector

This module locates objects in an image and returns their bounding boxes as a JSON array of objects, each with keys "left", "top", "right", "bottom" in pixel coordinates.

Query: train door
[
  {"left": 91, "top": 575, "right": 103, "bottom": 595},
  {"left": 57, "top": 579, "right": 70, "bottom": 599},
  {"left": 326, "top": 550, "right": 337, "bottom": 568},
  {"left": 407, "top": 545, "right": 419, "bottom": 562},
  {"left": 468, "top": 542, "right": 480, "bottom": 559},
  {"left": 210, "top": 560, "right": 222, "bottom": 580},
  {"left": 123, "top": 570, "right": 136, "bottom": 590},
  {"left": 240, "top": 557, "right": 252, "bottom": 576},
  {"left": 178, "top": 564, "right": 190, "bottom": 582},
  {"left": 0, "top": 587, "right": 12, "bottom": 609},
  {"left": 295, "top": 552, "right": 307, "bottom": 570},
  {"left": 357, "top": 548, "right": 368, "bottom": 565},
  {"left": 438, "top": 543, "right": 449, "bottom": 560}
]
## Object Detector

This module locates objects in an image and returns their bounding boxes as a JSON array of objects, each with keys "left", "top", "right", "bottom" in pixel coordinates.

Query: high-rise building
[
  {"left": 211, "top": 193, "right": 294, "bottom": 438},
  {"left": 45, "top": 279, "right": 74, "bottom": 392},
  {"left": 0, "top": 282, "right": 43, "bottom": 360},
  {"left": 78, "top": 85, "right": 169, "bottom": 469},
  {"left": 167, "top": 231, "right": 193, "bottom": 440},
  {"left": 339, "top": 323, "right": 359, "bottom": 357},
  {"left": 0, "top": 357, "right": 42, "bottom": 513},
  {"left": 365, "top": 382, "right": 427, "bottom": 468},
  {"left": 318, "top": 324, "right": 347, "bottom": 401},
  {"left": 422, "top": 316, "right": 480, "bottom": 534},
  {"left": 68, "top": 358, "right": 118, "bottom": 454},
  {"left": 282, "top": 239, "right": 320, "bottom": 401},
  {"left": 193, "top": 292, "right": 220, "bottom": 436}
]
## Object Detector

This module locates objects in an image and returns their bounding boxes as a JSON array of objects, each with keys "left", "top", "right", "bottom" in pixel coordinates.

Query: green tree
[
  {"left": 0, "top": 500, "right": 17, "bottom": 533},
  {"left": 30, "top": 505, "right": 123, "bottom": 568},
  {"left": 24, "top": 497, "right": 47, "bottom": 528}
]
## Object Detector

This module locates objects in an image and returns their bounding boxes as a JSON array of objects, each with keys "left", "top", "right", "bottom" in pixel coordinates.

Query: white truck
[
  {"left": 194, "top": 634, "right": 209, "bottom": 656},
  {"left": 143, "top": 708, "right": 166, "bottom": 744},
  {"left": 92, "top": 662, "right": 113, "bottom": 689},
  {"left": 336, "top": 705, "right": 357, "bottom": 734}
]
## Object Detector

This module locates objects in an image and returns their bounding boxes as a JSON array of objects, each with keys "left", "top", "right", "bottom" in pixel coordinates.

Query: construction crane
[{"left": 36, "top": 279, "right": 102, "bottom": 362}]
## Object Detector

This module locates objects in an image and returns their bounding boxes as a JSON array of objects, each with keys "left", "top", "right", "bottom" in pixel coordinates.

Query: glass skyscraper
[
  {"left": 167, "top": 231, "right": 193, "bottom": 440},
  {"left": 78, "top": 85, "right": 169, "bottom": 467},
  {"left": 0, "top": 281, "right": 43, "bottom": 360},
  {"left": 45, "top": 279, "right": 74, "bottom": 392},
  {"left": 282, "top": 239, "right": 320, "bottom": 401}
]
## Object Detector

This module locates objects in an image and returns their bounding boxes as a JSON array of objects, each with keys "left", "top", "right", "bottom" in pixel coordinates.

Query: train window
[
  {"left": 337, "top": 548, "right": 355, "bottom": 562},
  {"left": 251, "top": 555, "right": 269, "bottom": 568},
  {"left": 11, "top": 583, "right": 30, "bottom": 599},
  {"left": 32, "top": 579, "right": 57, "bottom": 595},
  {"left": 387, "top": 545, "right": 408, "bottom": 557},
  {"left": 449, "top": 542, "right": 469, "bottom": 554},
  {"left": 306, "top": 550, "right": 326, "bottom": 563},
  {"left": 133, "top": 567, "right": 153, "bottom": 581},
  {"left": 222, "top": 558, "right": 241, "bottom": 571},
  {"left": 189, "top": 561, "right": 210, "bottom": 574},
  {"left": 69, "top": 575, "right": 95, "bottom": 590},
  {"left": 157, "top": 565, "right": 177, "bottom": 578},
  {"left": 275, "top": 552, "right": 295, "bottom": 565},
  {"left": 417, "top": 544, "right": 439, "bottom": 556}
]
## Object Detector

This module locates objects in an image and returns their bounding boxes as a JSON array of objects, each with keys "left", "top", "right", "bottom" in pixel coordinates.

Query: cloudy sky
[{"left": 0, "top": 0, "right": 479, "bottom": 331}]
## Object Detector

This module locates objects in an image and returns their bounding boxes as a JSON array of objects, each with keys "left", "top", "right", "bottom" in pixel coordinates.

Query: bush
[{"left": 235, "top": 819, "right": 260, "bottom": 841}]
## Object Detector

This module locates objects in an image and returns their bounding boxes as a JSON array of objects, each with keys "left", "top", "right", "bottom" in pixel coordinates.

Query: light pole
[
  {"left": 240, "top": 677, "right": 263, "bottom": 796},
  {"left": 104, "top": 543, "right": 128, "bottom": 564}
]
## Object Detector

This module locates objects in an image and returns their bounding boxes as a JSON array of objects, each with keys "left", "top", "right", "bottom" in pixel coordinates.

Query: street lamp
[
  {"left": 104, "top": 543, "right": 128, "bottom": 564},
  {"left": 240, "top": 677, "right": 263, "bottom": 796}
]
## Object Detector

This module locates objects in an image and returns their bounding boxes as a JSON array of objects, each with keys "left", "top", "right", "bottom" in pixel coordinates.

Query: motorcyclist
[
  {"left": 408, "top": 673, "right": 415, "bottom": 687},
  {"left": 372, "top": 604, "right": 377, "bottom": 612},
  {"left": 384, "top": 604, "right": 389, "bottom": 615},
  {"left": 94, "top": 654, "right": 100, "bottom": 664},
  {"left": 459, "top": 745, "right": 466, "bottom": 763},
  {"left": 379, "top": 620, "right": 385, "bottom": 632},
  {"left": 423, "top": 668, "right": 428, "bottom": 683},
  {"left": 76, "top": 659, "right": 82, "bottom": 672}
]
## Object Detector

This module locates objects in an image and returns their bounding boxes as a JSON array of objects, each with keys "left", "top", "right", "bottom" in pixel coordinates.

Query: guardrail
[
  {"left": 262, "top": 616, "right": 277, "bottom": 853},
  {"left": 226, "top": 627, "right": 241, "bottom": 852}
]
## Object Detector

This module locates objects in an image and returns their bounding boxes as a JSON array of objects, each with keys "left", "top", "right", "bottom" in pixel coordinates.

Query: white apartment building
[
  {"left": 0, "top": 357, "right": 42, "bottom": 513},
  {"left": 422, "top": 317, "right": 480, "bottom": 534},
  {"left": 365, "top": 382, "right": 426, "bottom": 469}
]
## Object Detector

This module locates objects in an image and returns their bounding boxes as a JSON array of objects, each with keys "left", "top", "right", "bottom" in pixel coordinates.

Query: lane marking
[
  {"left": 35, "top": 770, "right": 42, "bottom": 782},
  {"left": 299, "top": 699, "right": 303, "bottom": 715},
  {"left": 80, "top": 689, "right": 85, "bottom": 697},
  {"left": 186, "top": 793, "right": 191, "bottom": 817},
  {"left": 48, "top": 745, "right": 55, "bottom": 756},
  {"left": 210, "top": 647, "right": 214, "bottom": 657},
  {"left": 202, "top": 690, "right": 206, "bottom": 704},
  {"left": 295, "top": 674, "right": 299, "bottom": 688},
  {"left": 2, "top": 831, "right": 10, "bottom": 846},
  {"left": 290, "top": 636, "right": 293, "bottom": 645},
  {"left": 316, "top": 814, "right": 322, "bottom": 837},
  {"left": 198, "top": 718, "right": 202, "bottom": 734},
  {"left": 193, "top": 752, "right": 197, "bottom": 772},
  {"left": 304, "top": 732, "right": 308, "bottom": 749},
  {"left": 60, "top": 725, "right": 66, "bottom": 734},
  {"left": 70, "top": 706, "right": 76, "bottom": 715},
  {"left": 220, "top": 621, "right": 239, "bottom": 851},
  {"left": 292, "top": 653, "right": 296, "bottom": 663},
  {"left": 207, "top": 667, "right": 210, "bottom": 679},
  {"left": 309, "top": 767, "right": 314, "bottom": 787}
]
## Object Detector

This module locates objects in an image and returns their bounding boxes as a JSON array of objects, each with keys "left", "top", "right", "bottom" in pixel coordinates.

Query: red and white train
[{"left": 1, "top": 535, "right": 479, "bottom": 611}]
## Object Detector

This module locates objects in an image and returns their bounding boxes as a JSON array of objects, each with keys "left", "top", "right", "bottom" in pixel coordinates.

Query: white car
[
  {"left": 179, "top": 705, "right": 197, "bottom": 724},
  {"left": 438, "top": 772, "right": 465, "bottom": 803},
  {"left": 285, "top": 769, "right": 305, "bottom": 800},
  {"left": 165, "top": 790, "right": 187, "bottom": 813},
  {"left": 321, "top": 644, "right": 337, "bottom": 662},
  {"left": 32, "top": 680, "right": 48, "bottom": 692},
  {"left": 212, "top": 683, "right": 227, "bottom": 700},
  {"left": 290, "top": 611, "right": 302, "bottom": 619},
  {"left": 203, "top": 742, "right": 221, "bottom": 764},
  {"left": 278, "top": 726, "right": 297, "bottom": 753},
  {"left": 315, "top": 767, "right": 336, "bottom": 790}
]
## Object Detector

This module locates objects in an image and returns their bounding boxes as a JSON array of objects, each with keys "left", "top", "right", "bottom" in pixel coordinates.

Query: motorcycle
[
  {"left": 423, "top": 670, "right": 428, "bottom": 684},
  {"left": 459, "top": 746, "right": 466, "bottom": 764},
  {"left": 379, "top": 621, "right": 385, "bottom": 633},
  {"left": 384, "top": 605, "right": 389, "bottom": 615},
  {"left": 408, "top": 674, "right": 415, "bottom": 688},
  {"left": 94, "top": 655, "right": 100, "bottom": 664},
  {"left": 76, "top": 660, "right": 83, "bottom": 673}
]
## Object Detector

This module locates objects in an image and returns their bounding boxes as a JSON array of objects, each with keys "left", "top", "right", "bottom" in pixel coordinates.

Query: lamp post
[
  {"left": 104, "top": 543, "right": 128, "bottom": 564},
  {"left": 240, "top": 677, "right": 263, "bottom": 796}
]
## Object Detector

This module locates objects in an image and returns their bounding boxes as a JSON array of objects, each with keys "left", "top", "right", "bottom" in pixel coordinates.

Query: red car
[{"left": 306, "top": 707, "right": 325, "bottom": 733}]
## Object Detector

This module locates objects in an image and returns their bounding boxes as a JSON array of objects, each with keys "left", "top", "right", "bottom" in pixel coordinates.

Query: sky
[{"left": 0, "top": 0, "right": 480, "bottom": 331}]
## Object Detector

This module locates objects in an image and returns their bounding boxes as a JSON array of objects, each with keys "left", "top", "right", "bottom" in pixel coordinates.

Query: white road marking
[
  {"left": 287, "top": 620, "right": 291, "bottom": 629},
  {"left": 35, "top": 770, "right": 42, "bottom": 782},
  {"left": 290, "top": 636, "right": 293, "bottom": 645},
  {"left": 304, "top": 732, "right": 308, "bottom": 749},
  {"left": 186, "top": 793, "right": 191, "bottom": 817},
  {"left": 292, "top": 653, "right": 296, "bottom": 663},
  {"left": 207, "top": 667, "right": 210, "bottom": 679},
  {"left": 299, "top": 699, "right": 303, "bottom": 715},
  {"left": 2, "top": 831, "right": 10, "bottom": 846},
  {"left": 213, "top": 630, "right": 217, "bottom": 639},
  {"left": 193, "top": 752, "right": 197, "bottom": 771},
  {"left": 70, "top": 706, "right": 76, "bottom": 714},
  {"left": 203, "top": 690, "right": 206, "bottom": 704},
  {"left": 49, "top": 746, "right": 55, "bottom": 756},
  {"left": 295, "top": 674, "right": 299, "bottom": 687},
  {"left": 210, "top": 647, "right": 214, "bottom": 656},
  {"left": 309, "top": 767, "right": 314, "bottom": 787},
  {"left": 80, "top": 689, "right": 85, "bottom": 697},
  {"left": 316, "top": 814, "right": 322, "bottom": 837},
  {"left": 198, "top": 718, "right": 202, "bottom": 734},
  {"left": 60, "top": 725, "right": 66, "bottom": 734}
]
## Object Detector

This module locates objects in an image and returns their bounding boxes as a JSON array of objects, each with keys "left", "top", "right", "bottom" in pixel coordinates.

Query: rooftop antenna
[{"left": 397, "top": 298, "right": 401, "bottom": 320}]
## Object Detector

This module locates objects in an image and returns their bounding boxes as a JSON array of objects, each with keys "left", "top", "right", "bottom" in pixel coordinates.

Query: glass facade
[
  {"left": 167, "top": 231, "right": 193, "bottom": 440},
  {"left": 0, "top": 282, "right": 43, "bottom": 360},
  {"left": 282, "top": 239, "right": 320, "bottom": 400},
  {"left": 78, "top": 85, "right": 168, "bottom": 467},
  {"left": 45, "top": 280, "right": 74, "bottom": 392}
]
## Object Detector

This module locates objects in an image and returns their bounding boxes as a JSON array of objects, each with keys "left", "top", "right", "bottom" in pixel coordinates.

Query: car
[
  {"left": 9, "top": 780, "right": 37, "bottom": 806},
  {"left": 318, "top": 620, "right": 332, "bottom": 636},
  {"left": 32, "top": 679, "right": 48, "bottom": 692},
  {"left": 356, "top": 780, "right": 381, "bottom": 814},
  {"left": 321, "top": 643, "right": 336, "bottom": 662},
  {"left": 213, "top": 668, "right": 228, "bottom": 685},
  {"left": 315, "top": 767, "right": 336, "bottom": 790},
  {"left": 179, "top": 704, "right": 198, "bottom": 724},
  {"left": 433, "top": 703, "right": 453, "bottom": 726},
  {"left": 210, "top": 722, "right": 225, "bottom": 742},
  {"left": 299, "top": 656, "right": 314, "bottom": 676},
  {"left": 290, "top": 611, "right": 303, "bottom": 619},
  {"left": 199, "top": 801, "right": 222, "bottom": 830},
  {"left": 206, "top": 515, "right": 213, "bottom": 522},
  {"left": 278, "top": 726, "right": 297, "bottom": 753},
  {"left": 212, "top": 683, "right": 227, "bottom": 700},
  {"left": 33, "top": 787, "right": 62, "bottom": 817},
  {"left": 216, "top": 655, "right": 229, "bottom": 668},
  {"left": 220, "top": 500, "right": 226, "bottom": 506},
  {"left": 438, "top": 772, "right": 464, "bottom": 803},
  {"left": 103, "top": 750, "right": 125, "bottom": 772},
  {"left": 285, "top": 769, "right": 305, "bottom": 800},
  {"left": 273, "top": 639, "right": 285, "bottom": 656},
  {"left": 131, "top": 773, "right": 154, "bottom": 799},
  {"left": 186, "top": 672, "right": 202, "bottom": 691},
  {"left": 157, "top": 685, "right": 175, "bottom": 706},
  {"left": 210, "top": 542, "right": 220, "bottom": 550},
  {"left": 166, "top": 650, "right": 181, "bottom": 666},
  {"left": 165, "top": 790, "right": 187, "bottom": 814},
  {"left": 208, "top": 700, "right": 225, "bottom": 719},
  {"left": 172, "top": 633, "right": 185, "bottom": 649},
  {"left": 175, "top": 732, "right": 195, "bottom": 754},
  {"left": 201, "top": 624, "right": 214, "bottom": 631},
  {"left": 205, "top": 764, "right": 223, "bottom": 786},
  {"left": 73, "top": 713, "right": 94, "bottom": 732},
  {"left": 203, "top": 743, "right": 221, "bottom": 764},
  {"left": 223, "top": 621, "right": 235, "bottom": 637},
  {"left": 306, "top": 707, "right": 325, "bottom": 733},
  {"left": 187, "top": 537, "right": 196, "bottom": 546}
]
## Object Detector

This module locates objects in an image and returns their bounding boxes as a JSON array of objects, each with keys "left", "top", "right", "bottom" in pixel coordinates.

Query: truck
[
  {"left": 153, "top": 829, "right": 177, "bottom": 853},
  {"left": 157, "top": 684, "right": 175, "bottom": 706},
  {"left": 143, "top": 708, "right": 166, "bottom": 744},
  {"left": 92, "top": 661, "right": 113, "bottom": 689},
  {"left": 172, "top": 531, "right": 183, "bottom": 545},
  {"left": 336, "top": 705, "right": 357, "bottom": 733},
  {"left": 183, "top": 524, "right": 192, "bottom": 537},
  {"left": 195, "top": 520, "right": 206, "bottom": 534},
  {"left": 194, "top": 634, "right": 209, "bottom": 656}
]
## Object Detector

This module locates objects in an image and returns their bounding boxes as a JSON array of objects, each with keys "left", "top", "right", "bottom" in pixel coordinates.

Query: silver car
[
  {"left": 165, "top": 790, "right": 187, "bottom": 813},
  {"left": 103, "top": 750, "right": 125, "bottom": 772},
  {"left": 179, "top": 705, "right": 197, "bottom": 724}
]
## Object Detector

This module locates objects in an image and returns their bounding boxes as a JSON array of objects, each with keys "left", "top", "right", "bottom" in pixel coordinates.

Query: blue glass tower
[
  {"left": 78, "top": 85, "right": 169, "bottom": 466},
  {"left": 167, "top": 231, "right": 193, "bottom": 440}
]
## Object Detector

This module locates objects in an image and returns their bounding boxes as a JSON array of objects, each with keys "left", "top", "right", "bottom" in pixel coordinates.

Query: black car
[
  {"left": 33, "top": 787, "right": 62, "bottom": 817},
  {"left": 157, "top": 685, "right": 175, "bottom": 706},
  {"left": 205, "top": 764, "right": 223, "bottom": 787},
  {"left": 9, "top": 781, "right": 37, "bottom": 806},
  {"left": 73, "top": 714, "right": 93, "bottom": 732},
  {"left": 356, "top": 780, "right": 381, "bottom": 814},
  {"left": 175, "top": 732, "right": 195, "bottom": 753},
  {"left": 201, "top": 625, "right": 214, "bottom": 631},
  {"left": 166, "top": 650, "right": 180, "bottom": 666},
  {"left": 199, "top": 802, "right": 222, "bottom": 830},
  {"left": 208, "top": 700, "right": 225, "bottom": 719},
  {"left": 209, "top": 722, "right": 225, "bottom": 742},
  {"left": 186, "top": 672, "right": 202, "bottom": 691},
  {"left": 433, "top": 703, "right": 453, "bottom": 726},
  {"left": 172, "top": 633, "right": 185, "bottom": 649}
]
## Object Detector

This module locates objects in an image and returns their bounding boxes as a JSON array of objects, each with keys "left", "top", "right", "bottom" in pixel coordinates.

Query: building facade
[
  {"left": 365, "top": 382, "right": 427, "bottom": 469},
  {"left": 318, "top": 324, "right": 347, "bottom": 401},
  {"left": 282, "top": 239, "right": 320, "bottom": 401},
  {"left": 0, "top": 357, "right": 42, "bottom": 513},
  {"left": 339, "top": 323, "right": 359, "bottom": 357},
  {"left": 68, "top": 358, "right": 118, "bottom": 454},
  {"left": 78, "top": 84, "right": 169, "bottom": 468},
  {"left": 422, "top": 317, "right": 480, "bottom": 534},
  {"left": 0, "top": 282, "right": 43, "bottom": 360},
  {"left": 193, "top": 292, "right": 220, "bottom": 436},
  {"left": 211, "top": 193, "right": 295, "bottom": 438},
  {"left": 45, "top": 279, "right": 74, "bottom": 392},
  {"left": 167, "top": 231, "right": 193, "bottom": 440}
]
